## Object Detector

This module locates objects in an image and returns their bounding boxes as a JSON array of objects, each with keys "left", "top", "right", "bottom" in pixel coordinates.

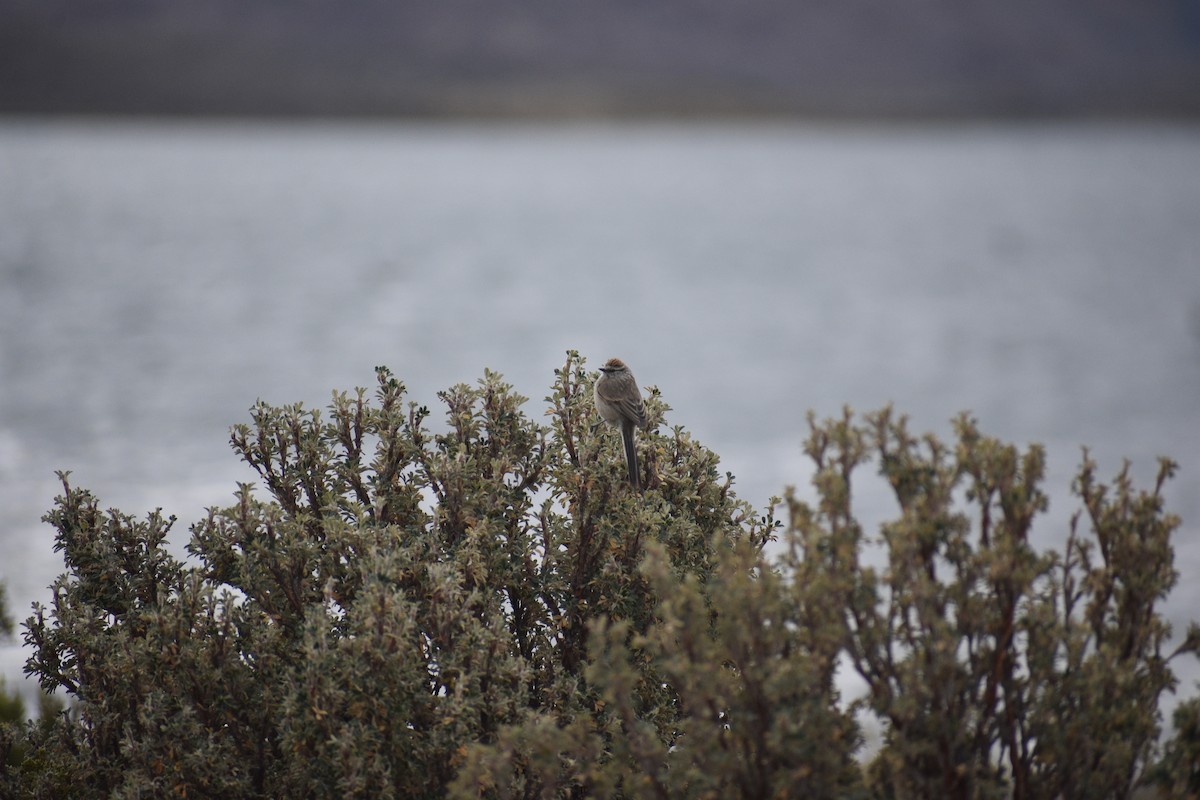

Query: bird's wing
[{"left": 596, "top": 376, "right": 647, "bottom": 427}]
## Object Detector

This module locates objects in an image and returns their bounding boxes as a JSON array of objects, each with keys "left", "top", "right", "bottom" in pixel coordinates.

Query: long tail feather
[{"left": 621, "top": 421, "right": 640, "bottom": 491}]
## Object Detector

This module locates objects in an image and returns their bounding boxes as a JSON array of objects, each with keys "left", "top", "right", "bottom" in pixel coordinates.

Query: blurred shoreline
[{"left": 4, "top": 0, "right": 1199, "bottom": 120}]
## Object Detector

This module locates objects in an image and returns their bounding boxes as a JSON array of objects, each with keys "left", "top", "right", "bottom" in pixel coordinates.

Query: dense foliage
[{"left": 1, "top": 352, "right": 1196, "bottom": 799}]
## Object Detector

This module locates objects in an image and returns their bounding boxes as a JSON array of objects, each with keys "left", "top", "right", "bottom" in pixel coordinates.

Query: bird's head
[{"left": 599, "top": 358, "right": 628, "bottom": 374}]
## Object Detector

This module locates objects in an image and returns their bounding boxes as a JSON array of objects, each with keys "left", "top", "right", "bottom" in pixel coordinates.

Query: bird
[{"left": 593, "top": 357, "right": 648, "bottom": 490}]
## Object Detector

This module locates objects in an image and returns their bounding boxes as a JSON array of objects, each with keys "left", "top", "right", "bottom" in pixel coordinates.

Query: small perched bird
[{"left": 594, "top": 357, "right": 648, "bottom": 490}]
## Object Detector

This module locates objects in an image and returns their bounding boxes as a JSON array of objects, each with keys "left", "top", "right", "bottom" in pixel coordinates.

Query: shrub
[
  {"left": 791, "top": 408, "right": 1198, "bottom": 799},
  {"left": 2, "top": 354, "right": 1195, "bottom": 799}
]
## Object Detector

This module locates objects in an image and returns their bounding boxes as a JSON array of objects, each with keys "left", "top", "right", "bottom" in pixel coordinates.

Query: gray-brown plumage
[{"left": 594, "top": 357, "right": 647, "bottom": 490}]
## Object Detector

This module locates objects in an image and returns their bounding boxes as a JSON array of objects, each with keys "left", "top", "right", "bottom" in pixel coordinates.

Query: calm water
[{"left": 2, "top": 120, "right": 1199, "bottom": 712}]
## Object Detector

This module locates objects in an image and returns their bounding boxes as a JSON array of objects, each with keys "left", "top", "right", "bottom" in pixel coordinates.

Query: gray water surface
[{"left": 2, "top": 119, "right": 1199, "bottom": 712}]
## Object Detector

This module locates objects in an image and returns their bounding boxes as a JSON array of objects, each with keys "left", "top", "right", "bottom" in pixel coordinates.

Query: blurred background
[{"left": 2, "top": 0, "right": 1200, "bottom": 729}]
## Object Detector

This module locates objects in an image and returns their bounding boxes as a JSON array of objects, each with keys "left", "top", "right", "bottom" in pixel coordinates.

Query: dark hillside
[{"left": 2, "top": 0, "right": 1199, "bottom": 118}]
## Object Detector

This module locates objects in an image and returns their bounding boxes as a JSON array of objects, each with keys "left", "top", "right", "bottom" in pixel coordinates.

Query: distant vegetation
[
  {"left": 1, "top": 353, "right": 1198, "bottom": 798},
  {"left": 3, "top": 0, "right": 1200, "bottom": 118}
]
